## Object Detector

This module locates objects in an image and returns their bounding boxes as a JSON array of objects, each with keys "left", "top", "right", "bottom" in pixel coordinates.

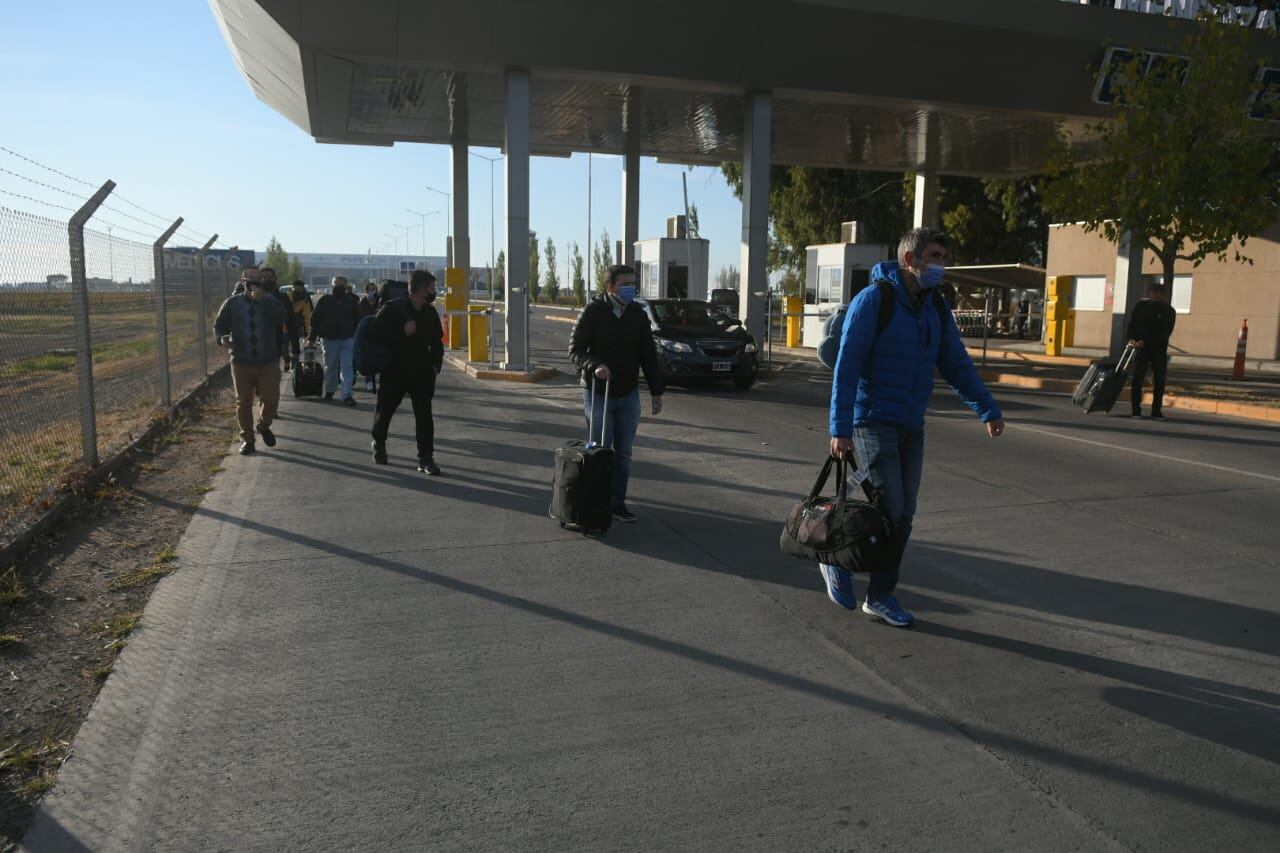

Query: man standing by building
[
  {"left": 827, "top": 228, "right": 1004, "bottom": 627},
  {"left": 309, "top": 275, "right": 361, "bottom": 405},
  {"left": 1127, "top": 282, "right": 1177, "bottom": 420},
  {"left": 213, "top": 266, "right": 288, "bottom": 455},
  {"left": 568, "top": 265, "right": 665, "bottom": 523},
  {"left": 370, "top": 270, "right": 444, "bottom": 475}
]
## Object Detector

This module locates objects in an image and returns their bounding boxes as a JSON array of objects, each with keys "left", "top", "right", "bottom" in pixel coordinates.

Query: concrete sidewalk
[{"left": 26, "top": 372, "right": 1122, "bottom": 852}]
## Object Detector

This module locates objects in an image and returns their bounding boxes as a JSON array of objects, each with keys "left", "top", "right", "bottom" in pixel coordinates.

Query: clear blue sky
[{"left": 0, "top": 1, "right": 746, "bottom": 276}]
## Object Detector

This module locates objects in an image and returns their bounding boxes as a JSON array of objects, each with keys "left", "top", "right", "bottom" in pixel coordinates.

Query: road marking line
[{"left": 946, "top": 413, "right": 1280, "bottom": 484}]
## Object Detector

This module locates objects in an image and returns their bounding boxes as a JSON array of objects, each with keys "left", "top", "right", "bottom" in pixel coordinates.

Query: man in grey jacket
[{"left": 213, "top": 266, "right": 289, "bottom": 455}]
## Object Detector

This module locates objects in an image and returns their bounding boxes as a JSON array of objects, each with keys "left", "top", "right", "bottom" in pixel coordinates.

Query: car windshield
[{"left": 651, "top": 301, "right": 734, "bottom": 328}]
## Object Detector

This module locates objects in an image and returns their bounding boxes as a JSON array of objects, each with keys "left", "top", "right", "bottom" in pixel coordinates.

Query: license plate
[{"left": 713, "top": 361, "right": 731, "bottom": 372}]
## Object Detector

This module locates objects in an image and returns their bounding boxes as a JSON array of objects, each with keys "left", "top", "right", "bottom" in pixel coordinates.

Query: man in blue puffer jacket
[{"left": 823, "top": 228, "right": 1004, "bottom": 627}]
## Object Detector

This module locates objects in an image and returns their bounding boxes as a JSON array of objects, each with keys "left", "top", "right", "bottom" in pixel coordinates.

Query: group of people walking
[
  {"left": 213, "top": 268, "right": 444, "bottom": 474},
  {"left": 208, "top": 226, "right": 1179, "bottom": 630}
]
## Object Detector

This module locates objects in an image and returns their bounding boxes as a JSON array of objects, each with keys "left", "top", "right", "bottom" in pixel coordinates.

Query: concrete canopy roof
[{"left": 213, "top": 0, "right": 1226, "bottom": 178}]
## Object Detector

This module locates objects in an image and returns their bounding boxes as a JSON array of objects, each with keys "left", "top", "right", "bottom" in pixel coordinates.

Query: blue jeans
[
  {"left": 321, "top": 336, "right": 355, "bottom": 398},
  {"left": 853, "top": 423, "right": 925, "bottom": 598},
  {"left": 582, "top": 387, "right": 642, "bottom": 510}
]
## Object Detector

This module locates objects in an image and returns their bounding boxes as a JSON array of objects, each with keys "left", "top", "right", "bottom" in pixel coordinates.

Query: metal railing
[{"left": 1, "top": 188, "right": 232, "bottom": 539}]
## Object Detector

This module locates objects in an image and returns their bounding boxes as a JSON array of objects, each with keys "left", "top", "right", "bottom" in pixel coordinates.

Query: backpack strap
[{"left": 875, "top": 279, "right": 895, "bottom": 335}]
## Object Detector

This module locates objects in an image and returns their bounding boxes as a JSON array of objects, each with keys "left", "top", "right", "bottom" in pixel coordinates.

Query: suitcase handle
[
  {"left": 1117, "top": 343, "right": 1137, "bottom": 375},
  {"left": 587, "top": 377, "right": 610, "bottom": 447}
]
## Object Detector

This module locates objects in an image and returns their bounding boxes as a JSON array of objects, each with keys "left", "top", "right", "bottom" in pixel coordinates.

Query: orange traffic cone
[{"left": 1230, "top": 319, "right": 1248, "bottom": 381}]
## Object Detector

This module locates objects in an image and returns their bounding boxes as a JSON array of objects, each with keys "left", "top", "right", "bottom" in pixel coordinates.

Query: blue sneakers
[
  {"left": 818, "top": 563, "right": 856, "bottom": 610},
  {"left": 862, "top": 595, "right": 914, "bottom": 627}
]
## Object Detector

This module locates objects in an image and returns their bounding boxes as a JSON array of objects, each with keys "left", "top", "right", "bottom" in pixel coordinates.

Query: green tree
[
  {"left": 715, "top": 264, "right": 739, "bottom": 290},
  {"left": 528, "top": 233, "right": 540, "bottom": 303},
  {"left": 543, "top": 237, "right": 560, "bottom": 302},
  {"left": 1042, "top": 15, "right": 1280, "bottom": 288},
  {"left": 721, "top": 164, "right": 910, "bottom": 277},
  {"left": 494, "top": 250, "right": 506, "bottom": 293},
  {"left": 592, "top": 229, "right": 613, "bottom": 292},
  {"left": 687, "top": 202, "right": 701, "bottom": 239},
  {"left": 570, "top": 241, "right": 586, "bottom": 305},
  {"left": 910, "top": 176, "right": 1050, "bottom": 266},
  {"left": 262, "top": 237, "right": 305, "bottom": 285}
]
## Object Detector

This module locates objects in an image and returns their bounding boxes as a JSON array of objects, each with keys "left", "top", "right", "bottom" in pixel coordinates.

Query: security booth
[
  {"left": 940, "top": 264, "right": 1048, "bottom": 364},
  {"left": 801, "top": 221, "right": 892, "bottom": 348},
  {"left": 634, "top": 215, "right": 709, "bottom": 302}
]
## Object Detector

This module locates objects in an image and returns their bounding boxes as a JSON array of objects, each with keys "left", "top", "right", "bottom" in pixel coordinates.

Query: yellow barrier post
[
  {"left": 444, "top": 268, "right": 469, "bottom": 350},
  {"left": 785, "top": 295, "right": 803, "bottom": 348},
  {"left": 468, "top": 305, "right": 489, "bottom": 363},
  {"left": 1044, "top": 276, "right": 1067, "bottom": 357}
]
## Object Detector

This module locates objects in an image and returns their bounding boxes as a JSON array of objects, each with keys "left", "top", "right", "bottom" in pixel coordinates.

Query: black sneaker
[
  {"left": 372, "top": 440, "right": 388, "bottom": 465},
  {"left": 343, "top": 396, "right": 357, "bottom": 407},
  {"left": 1150, "top": 412, "right": 1168, "bottom": 420},
  {"left": 324, "top": 392, "right": 334, "bottom": 401},
  {"left": 239, "top": 441, "right": 256, "bottom": 456},
  {"left": 1128, "top": 411, "right": 1142, "bottom": 418},
  {"left": 417, "top": 459, "right": 441, "bottom": 476},
  {"left": 255, "top": 424, "right": 276, "bottom": 447},
  {"left": 613, "top": 505, "right": 637, "bottom": 523}
]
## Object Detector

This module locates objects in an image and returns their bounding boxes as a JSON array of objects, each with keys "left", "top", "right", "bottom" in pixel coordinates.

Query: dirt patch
[{"left": 0, "top": 379, "right": 238, "bottom": 850}]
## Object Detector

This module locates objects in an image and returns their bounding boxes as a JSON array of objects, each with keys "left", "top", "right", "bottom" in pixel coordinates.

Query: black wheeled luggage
[
  {"left": 1073, "top": 345, "right": 1136, "bottom": 414},
  {"left": 292, "top": 344, "right": 325, "bottom": 398},
  {"left": 550, "top": 380, "right": 614, "bottom": 535}
]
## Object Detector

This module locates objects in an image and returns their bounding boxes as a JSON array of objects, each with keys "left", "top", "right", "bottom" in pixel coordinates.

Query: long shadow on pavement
[{"left": 134, "top": 492, "right": 1280, "bottom": 828}]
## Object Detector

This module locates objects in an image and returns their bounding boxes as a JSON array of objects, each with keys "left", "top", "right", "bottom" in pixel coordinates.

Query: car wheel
[{"left": 733, "top": 373, "right": 756, "bottom": 390}]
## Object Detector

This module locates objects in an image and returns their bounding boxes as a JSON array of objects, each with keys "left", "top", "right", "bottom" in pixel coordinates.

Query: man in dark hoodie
[
  {"left": 259, "top": 267, "right": 296, "bottom": 371},
  {"left": 370, "top": 270, "right": 444, "bottom": 474},
  {"left": 309, "top": 275, "right": 361, "bottom": 405},
  {"left": 1127, "top": 282, "right": 1177, "bottom": 420},
  {"left": 213, "top": 266, "right": 289, "bottom": 455},
  {"left": 567, "top": 264, "right": 665, "bottom": 523}
]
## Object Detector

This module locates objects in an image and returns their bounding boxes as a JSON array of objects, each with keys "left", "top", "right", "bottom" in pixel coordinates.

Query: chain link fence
[{"left": 1, "top": 200, "right": 237, "bottom": 541}]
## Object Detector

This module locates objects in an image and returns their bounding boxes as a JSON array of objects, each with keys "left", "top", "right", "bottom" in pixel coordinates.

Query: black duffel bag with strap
[{"left": 779, "top": 456, "right": 897, "bottom": 573}]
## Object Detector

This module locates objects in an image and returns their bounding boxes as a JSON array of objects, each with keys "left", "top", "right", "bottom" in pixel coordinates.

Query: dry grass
[{"left": 107, "top": 545, "right": 177, "bottom": 590}]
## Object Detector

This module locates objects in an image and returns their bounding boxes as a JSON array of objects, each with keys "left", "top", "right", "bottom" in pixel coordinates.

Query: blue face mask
[
  {"left": 918, "top": 264, "right": 946, "bottom": 290},
  {"left": 616, "top": 285, "right": 637, "bottom": 304}
]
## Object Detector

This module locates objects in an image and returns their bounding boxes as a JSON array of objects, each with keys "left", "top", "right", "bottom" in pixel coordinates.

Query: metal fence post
[
  {"left": 68, "top": 180, "right": 117, "bottom": 468},
  {"left": 194, "top": 234, "right": 218, "bottom": 376},
  {"left": 222, "top": 245, "right": 238, "bottom": 298},
  {"left": 152, "top": 217, "right": 183, "bottom": 407}
]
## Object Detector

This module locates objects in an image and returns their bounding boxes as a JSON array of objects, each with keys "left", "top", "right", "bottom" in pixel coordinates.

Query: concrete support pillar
[
  {"left": 913, "top": 171, "right": 939, "bottom": 230},
  {"left": 503, "top": 69, "right": 530, "bottom": 372},
  {"left": 621, "top": 89, "right": 642, "bottom": 266},
  {"left": 1111, "top": 231, "right": 1146, "bottom": 359},
  {"left": 449, "top": 74, "right": 471, "bottom": 275},
  {"left": 739, "top": 92, "right": 771, "bottom": 345}
]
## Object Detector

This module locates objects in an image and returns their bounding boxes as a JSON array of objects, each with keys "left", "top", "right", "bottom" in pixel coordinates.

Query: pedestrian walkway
[
  {"left": 24, "top": 368, "right": 1280, "bottom": 851},
  {"left": 26, "top": 371, "right": 1125, "bottom": 852}
]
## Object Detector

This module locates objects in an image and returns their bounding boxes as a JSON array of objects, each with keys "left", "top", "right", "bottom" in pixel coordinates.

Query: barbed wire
[
  {"left": 0, "top": 144, "right": 225, "bottom": 247},
  {"left": 0, "top": 189, "right": 76, "bottom": 214}
]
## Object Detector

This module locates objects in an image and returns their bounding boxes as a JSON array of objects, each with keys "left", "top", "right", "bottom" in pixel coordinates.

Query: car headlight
[
  {"left": 744, "top": 342, "right": 758, "bottom": 353},
  {"left": 658, "top": 338, "right": 692, "bottom": 353}
]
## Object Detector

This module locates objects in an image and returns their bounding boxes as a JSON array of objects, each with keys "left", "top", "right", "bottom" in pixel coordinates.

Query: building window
[
  {"left": 818, "top": 265, "right": 843, "bottom": 303},
  {"left": 1072, "top": 275, "right": 1107, "bottom": 311},
  {"left": 643, "top": 262, "right": 659, "bottom": 298}
]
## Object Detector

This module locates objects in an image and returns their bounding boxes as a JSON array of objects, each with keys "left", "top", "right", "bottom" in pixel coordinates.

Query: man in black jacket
[
  {"left": 310, "top": 275, "right": 361, "bottom": 405},
  {"left": 1127, "top": 282, "right": 1177, "bottom": 419},
  {"left": 568, "top": 265, "right": 665, "bottom": 523},
  {"left": 370, "top": 270, "right": 445, "bottom": 474}
]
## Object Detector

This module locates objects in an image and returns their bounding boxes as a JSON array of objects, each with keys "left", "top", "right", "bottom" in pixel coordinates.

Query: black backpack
[{"left": 817, "top": 281, "right": 950, "bottom": 370}]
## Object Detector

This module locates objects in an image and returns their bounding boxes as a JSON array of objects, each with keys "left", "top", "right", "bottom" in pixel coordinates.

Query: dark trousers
[
  {"left": 371, "top": 371, "right": 436, "bottom": 461},
  {"left": 1132, "top": 347, "right": 1168, "bottom": 415}
]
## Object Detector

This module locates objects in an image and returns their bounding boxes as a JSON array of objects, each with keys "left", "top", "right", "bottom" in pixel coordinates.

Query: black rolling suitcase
[
  {"left": 292, "top": 343, "right": 325, "bottom": 398},
  {"left": 1073, "top": 344, "right": 1136, "bottom": 414},
  {"left": 550, "top": 379, "right": 614, "bottom": 535}
]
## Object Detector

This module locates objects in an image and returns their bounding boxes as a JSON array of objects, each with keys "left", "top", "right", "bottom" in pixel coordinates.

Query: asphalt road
[{"left": 25, "top": 318, "right": 1280, "bottom": 851}]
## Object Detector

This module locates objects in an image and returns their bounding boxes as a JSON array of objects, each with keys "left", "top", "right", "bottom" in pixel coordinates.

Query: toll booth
[
  {"left": 801, "top": 221, "right": 892, "bottom": 348},
  {"left": 634, "top": 215, "right": 709, "bottom": 302}
]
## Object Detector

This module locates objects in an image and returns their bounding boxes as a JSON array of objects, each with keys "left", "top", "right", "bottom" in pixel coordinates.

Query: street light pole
[
  {"left": 469, "top": 151, "right": 502, "bottom": 297},
  {"left": 406, "top": 209, "right": 439, "bottom": 272},
  {"left": 424, "top": 184, "right": 451, "bottom": 263}
]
